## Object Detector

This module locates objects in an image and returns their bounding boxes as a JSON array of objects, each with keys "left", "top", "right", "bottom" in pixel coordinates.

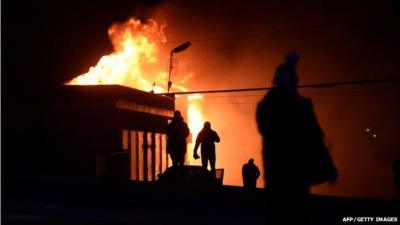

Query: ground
[{"left": 2, "top": 175, "right": 398, "bottom": 225}]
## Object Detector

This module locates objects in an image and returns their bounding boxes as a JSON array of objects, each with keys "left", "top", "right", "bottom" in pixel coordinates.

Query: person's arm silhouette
[
  {"left": 214, "top": 131, "right": 220, "bottom": 143},
  {"left": 184, "top": 123, "right": 190, "bottom": 138},
  {"left": 193, "top": 131, "right": 202, "bottom": 160}
]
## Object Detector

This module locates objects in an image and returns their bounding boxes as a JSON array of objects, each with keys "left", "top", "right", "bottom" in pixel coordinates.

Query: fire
[
  {"left": 67, "top": 18, "right": 179, "bottom": 92},
  {"left": 67, "top": 17, "right": 204, "bottom": 166},
  {"left": 187, "top": 94, "right": 205, "bottom": 165}
]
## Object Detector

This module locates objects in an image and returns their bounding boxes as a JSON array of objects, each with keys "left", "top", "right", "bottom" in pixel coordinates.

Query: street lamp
[{"left": 167, "top": 41, "right": 191, "bottom": 94}]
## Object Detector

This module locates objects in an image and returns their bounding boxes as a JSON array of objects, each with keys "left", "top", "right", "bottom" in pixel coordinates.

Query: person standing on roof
[
  {"left": 242, "top": 158, "right": 261, "bottom": 189},
  {"left": 166, "top": 111, "right": 190, "bottom": 167},
  {"left": 193, "top": 121, "right": 220, "bottom": 175}
]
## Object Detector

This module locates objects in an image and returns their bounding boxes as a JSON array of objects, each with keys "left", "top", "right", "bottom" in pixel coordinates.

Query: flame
[
  {"left": 66, "top": 18, "right": 186, "bottom": 93},
  {"left": 67, "top": 17, "right": 205, "bottom": 166},
  {"left": 187, "top": 94, "right": 204, "bottom": 165}
]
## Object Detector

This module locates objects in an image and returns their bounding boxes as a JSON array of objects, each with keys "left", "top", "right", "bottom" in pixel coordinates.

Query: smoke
[
  {"left": 143, "top": 1, "right": 278, "bottom": 188},
  {"left": 134, "top": 0, "right": 400, "bottom": 198}
]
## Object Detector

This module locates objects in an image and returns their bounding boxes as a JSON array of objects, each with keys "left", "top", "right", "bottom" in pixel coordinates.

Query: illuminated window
[
  {"left": 147, "top": 132, "right": 153, "bottom": 181},
  {"left": 130, "top": 131, "right": 138, "bottom": 181},
  {"left": 129, "top": 131, "right": 168, "bottom": 182},
  {"left": 155, "top": 133, "right": 161, "bottom": 179},
  {"left": 161, "top": 134, "right": 168, "bottom": 173},
  {"left": 122, "top": 130, "right": 129, "bottom": 150},
  {"left": 138, "top": 131, "right": 144, "bottom": 181}
]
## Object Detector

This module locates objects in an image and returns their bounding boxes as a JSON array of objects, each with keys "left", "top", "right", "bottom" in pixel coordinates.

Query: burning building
[
  {"left": 6, "top": 84, "right": 174, "bottom": 182},
  {"left": 3, "top": 17, "right": 218, "bottom": 185},
  {"left": 64, "top": 17, "right": 207, "bottom": 173}
]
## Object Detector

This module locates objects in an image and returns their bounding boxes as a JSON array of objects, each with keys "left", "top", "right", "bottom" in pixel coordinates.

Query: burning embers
[{"left": 66, "top": 18, "right": 204, "bottom": 164}]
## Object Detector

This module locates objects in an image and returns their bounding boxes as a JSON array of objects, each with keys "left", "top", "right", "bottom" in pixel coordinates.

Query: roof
[{"left": 56, "top": 85, "right": 174, "bottom": 111}]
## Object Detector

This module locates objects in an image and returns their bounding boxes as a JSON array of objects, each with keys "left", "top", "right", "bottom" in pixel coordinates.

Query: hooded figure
[
  {"left": 256, "top": 52, "right": 337, "bottom": 224},
  {"left": 272, "top": 51, "right": 299, "bottom": 92}
]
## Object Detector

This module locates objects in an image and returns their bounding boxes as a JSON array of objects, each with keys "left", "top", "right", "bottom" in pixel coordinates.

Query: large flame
[
  {"left": 67, "top": 17, "right": 204, "bottom": 166},
  {"left": 187, "top": 94, "right": 205, "bottom": 165},
  {"left": 68, "top": 18, "right": 175, "bottom": 92}
]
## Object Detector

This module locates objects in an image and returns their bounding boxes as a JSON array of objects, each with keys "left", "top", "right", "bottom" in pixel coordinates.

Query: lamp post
[{"left": 167, "top": 41, "right": 191, "bottom": 94}]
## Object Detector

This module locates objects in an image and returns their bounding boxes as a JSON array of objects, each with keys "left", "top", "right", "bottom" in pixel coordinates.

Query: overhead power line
[
  {"left": 165, "top": 23, "right": 332, "bottom": 44},
  {"left": 160, "top": 77, "right": 400, "bottom": 95}
]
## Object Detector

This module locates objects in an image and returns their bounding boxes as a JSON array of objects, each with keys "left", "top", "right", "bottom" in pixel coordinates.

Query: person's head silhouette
[
  {"left": 204, "top": 121, "right": 211, "bottom": 130},
  {"left": 248, "top": 158, "right": 254, "bottom": 165},
  {"left": 285, "top": 51, "right": 300, "bottom": 66},
  {"left": 274, "top": 52, "right": 300, "bottom": 92},
  {"left": 173, "top": 110, "right": 183, "bottom": 121}
]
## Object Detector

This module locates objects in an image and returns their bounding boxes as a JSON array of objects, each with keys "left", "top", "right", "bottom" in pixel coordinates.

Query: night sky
[{"left": 3, "top": 0, "right": 400, "bottom": 199}]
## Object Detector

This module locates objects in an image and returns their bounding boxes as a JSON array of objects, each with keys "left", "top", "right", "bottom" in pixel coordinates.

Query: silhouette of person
[
  {"left": 272, "top": 51, "right": 299, "bottom": 91},
  {"left": 193, "top": 121, "right": 220, "bottom": 175},
  {"left": 257, "top": 52, "right": 337, "bottom": 224},
  {"left": 242, "top": 158, "right": 260, "bottom": 189},
  {"left": 166, "top": 111, "right": 190, "bottom": 168}
]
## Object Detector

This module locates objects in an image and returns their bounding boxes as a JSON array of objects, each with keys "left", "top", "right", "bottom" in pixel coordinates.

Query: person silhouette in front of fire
[
  {"left": 193, "top": 121, "right": 220, "bottom": 176},
  {"left": 166, "top": 111, "right": 190, "bottom": 168},
  {"left": 256, "top": 52, "right": 337, "bottom": 224},
  {"left": 242, "top": 158, "right": 260, "bottom": 189}
]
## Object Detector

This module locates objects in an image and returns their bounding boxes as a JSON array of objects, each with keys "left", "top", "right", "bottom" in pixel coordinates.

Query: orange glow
[
  {"left": 66, "top": 18, "right": 187, "bottom": 93},
  {"left": 187, "top": 94, "right": 204, "bottom": 165},
  {"left": 67, "top": 17, "right": 205, "bottom": 166}
]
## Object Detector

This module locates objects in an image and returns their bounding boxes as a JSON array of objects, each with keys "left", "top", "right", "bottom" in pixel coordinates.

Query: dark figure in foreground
[
  {"left": 193, "top": 121, "right": 220, "bottom": 174},
  {"left": 242, "top": 158, "right": 260, "bottom": 189},
  {"left": 166, "top": 111, "right": 190, "bottom": 167},
  {"left": 257, "top": 52, "right": 337, "bottom": 224}
]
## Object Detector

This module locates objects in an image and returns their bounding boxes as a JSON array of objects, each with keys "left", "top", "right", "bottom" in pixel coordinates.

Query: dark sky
[
  {"left": 3, "top": 0, "right": 400, "bottom": 198},
  {"left": 2, "top": 0, "right": 161, "bottom": 102},
  {"left": 3, "top": 0, "right": 399, "bottom": 94}
]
